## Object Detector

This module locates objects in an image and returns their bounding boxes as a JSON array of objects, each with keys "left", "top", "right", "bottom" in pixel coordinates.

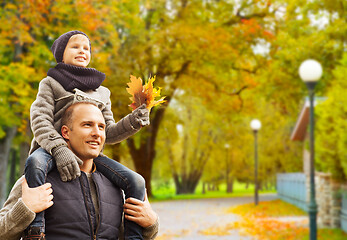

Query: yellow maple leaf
[{"left": 126, "top": 75, "right": 166, "bottom": 111}]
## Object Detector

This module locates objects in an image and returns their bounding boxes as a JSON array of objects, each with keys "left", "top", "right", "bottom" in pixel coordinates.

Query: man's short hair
[{"left": 61, "top": 102, "right": 98, "bottom": 129}]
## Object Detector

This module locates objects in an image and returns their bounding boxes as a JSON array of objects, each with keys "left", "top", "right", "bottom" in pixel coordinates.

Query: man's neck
[{"left": 79, "top": 159, "right": 94, "bottom": 173}]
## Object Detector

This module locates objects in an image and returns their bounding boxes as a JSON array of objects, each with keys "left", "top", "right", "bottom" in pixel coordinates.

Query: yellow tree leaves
[{"left": 126, "top": 75, "right": 166, "bottom": 111}]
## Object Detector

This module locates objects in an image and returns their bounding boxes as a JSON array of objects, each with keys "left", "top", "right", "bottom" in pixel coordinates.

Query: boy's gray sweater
[{"left": 29, "top": 76, "right": 140, "bottom": 155}]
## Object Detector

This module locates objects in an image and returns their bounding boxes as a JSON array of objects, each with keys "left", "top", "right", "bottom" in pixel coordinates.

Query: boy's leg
[
  {"left": 94, "top": 155, "right": 145, "bottom": 240},
  {"left": 24, "top": 148, "right": 55, "bottom": 235}
]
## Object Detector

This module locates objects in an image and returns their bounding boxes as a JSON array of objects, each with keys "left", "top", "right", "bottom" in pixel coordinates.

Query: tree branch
[{"left": 223, "top": 7, "right": 269, "bottom": 26}]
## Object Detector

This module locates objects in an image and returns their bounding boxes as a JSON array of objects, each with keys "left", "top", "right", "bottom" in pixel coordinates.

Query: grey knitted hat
[{"left": 51, "top": 30, "right": 91, "bottom": 63}]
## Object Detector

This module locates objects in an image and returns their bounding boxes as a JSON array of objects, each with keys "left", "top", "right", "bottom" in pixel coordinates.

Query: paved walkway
[{"left": 151, "top": 194, "right": 279, "bottom": 240}]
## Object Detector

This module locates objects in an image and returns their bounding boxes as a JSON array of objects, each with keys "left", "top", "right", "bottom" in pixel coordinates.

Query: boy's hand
[
  {"left": 52, "top": 146, "right": 82, "bottom": 181},
  {"left": 132, "top": 104, "right": 150, "bottom": 127},
  {"left": 21, "top": 178, "right": 54, "bottom": 213}
]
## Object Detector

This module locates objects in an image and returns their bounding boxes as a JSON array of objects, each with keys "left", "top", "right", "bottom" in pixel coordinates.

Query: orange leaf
[{"left": 126, "top": 75, "right": 166, "bottom": 111}]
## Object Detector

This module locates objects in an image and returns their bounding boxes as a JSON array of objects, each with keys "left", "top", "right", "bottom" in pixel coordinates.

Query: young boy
[{"left": 24, "top": 31, "right": 147, "bottom": 240}]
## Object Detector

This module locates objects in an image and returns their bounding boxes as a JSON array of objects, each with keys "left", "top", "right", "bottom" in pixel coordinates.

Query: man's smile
[{"left": 87, "top": 141, "right": 100, "bottom": 147}]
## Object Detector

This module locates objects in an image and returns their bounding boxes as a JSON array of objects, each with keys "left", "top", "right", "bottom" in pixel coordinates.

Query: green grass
[
  {"left": 150, "top": 180, "right": 276, "bottom": 201},
  {"left": 305, "top": 229, "right": 347, "bottom": 240}
]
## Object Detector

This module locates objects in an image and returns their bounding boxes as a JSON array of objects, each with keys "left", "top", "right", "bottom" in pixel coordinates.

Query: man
[{"left": 0, "top": 102, "right": 158, "bottom": 240}]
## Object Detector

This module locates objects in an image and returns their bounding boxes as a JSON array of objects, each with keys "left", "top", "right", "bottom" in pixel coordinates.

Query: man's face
[
  {"left": 62, "top": 34, "right": 91, "bottom": 68},
  {"left": 62, "top": 104, "right": 105, "bottom": 162}
]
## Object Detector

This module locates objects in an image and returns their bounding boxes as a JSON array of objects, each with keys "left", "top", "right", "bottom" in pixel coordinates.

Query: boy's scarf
[{"left": 47, "top": 63, "right": 106, "bottom": 92}]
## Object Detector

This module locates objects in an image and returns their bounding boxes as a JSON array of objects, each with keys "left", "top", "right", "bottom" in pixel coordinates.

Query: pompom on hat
[{"left": 51, "top": 30, "right": 91, "bottom": 63}]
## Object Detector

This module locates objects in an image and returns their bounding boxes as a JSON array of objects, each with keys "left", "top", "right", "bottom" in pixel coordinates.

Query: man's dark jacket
[{"left": 45, "top": 169, "right": 123, "bottom": 240}]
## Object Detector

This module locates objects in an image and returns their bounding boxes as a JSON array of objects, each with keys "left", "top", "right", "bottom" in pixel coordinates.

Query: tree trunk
[
  {"left": 110, "top": 144, "right": 121, "bottom": 162},
  {"left": 264, "top": 181, "right": 268, "bottom": 190},
  {"left": 227, "top": 177, "right": 234, "bottom": 193},
  {"left": 127, "top": 107, "right": 166, "bottom": 197},
  {"left": 171, "top": 127, "right": 212, "bottom": 195},
  {"left": 19, "top": 141, "right": 30, "bottom": 174},
  {"left": 9, "top": 148, "right": 17, "bottom": 190},
  {"left": 19, "top": 120, "right": 32, "bottom": 175},
  {"left": 259, "top": 181, "right": 263, "bottom": 191},
  {"left": 0, "top": 127, "right": 17, "bottom": 206},
  {"left": 127, "top": 136, "right": 154, "bottom": 196},
  {"left": 175, "top": 174, "right": 200, "bottom": 194}
]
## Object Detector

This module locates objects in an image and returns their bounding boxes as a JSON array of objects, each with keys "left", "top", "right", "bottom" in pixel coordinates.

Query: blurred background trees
[
  {"left": 0, "top": 0, "right": 345, "bottom": 203},
  {"left": 315, "top": 53, "right": 347, "bottom": 181}
]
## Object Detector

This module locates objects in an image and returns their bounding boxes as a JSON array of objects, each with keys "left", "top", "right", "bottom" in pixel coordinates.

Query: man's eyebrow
[
  {"left": 81, "top": 120, "right": 93, "bottom": 124},
  {"left": 81, "top": 120, "right": 105, "bottom": 126}
]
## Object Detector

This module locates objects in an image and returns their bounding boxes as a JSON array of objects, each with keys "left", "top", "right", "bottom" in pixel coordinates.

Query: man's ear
[{"left": 61, "top": 125, "right": 70, "bottom": 140}]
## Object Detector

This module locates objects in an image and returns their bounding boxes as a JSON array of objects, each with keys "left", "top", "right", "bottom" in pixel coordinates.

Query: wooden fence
[
  {"left": 277, "top": 172, "right": 347, "bottom": 233},
  {"left": 276, "top": 173, "right": 307, "bottom": 212},
  {"left": 341, "top": 193, "right": 347, "bottom": 232}
]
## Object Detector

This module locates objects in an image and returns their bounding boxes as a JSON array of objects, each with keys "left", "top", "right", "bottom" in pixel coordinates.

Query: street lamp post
[
  {"left": 250, "top": 119, "right": 261, "bottom": 206},
  {"left": 225, "top": 144, "right": 230, "bottom": 192},
  {"left": 299, "top": 59, "right": 323, "bottom": 240}
]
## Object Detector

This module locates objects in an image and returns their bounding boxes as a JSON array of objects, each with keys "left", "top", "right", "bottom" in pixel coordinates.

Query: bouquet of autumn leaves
[{"left": 126, "top": 75, "right": 166, "bottom": 111}]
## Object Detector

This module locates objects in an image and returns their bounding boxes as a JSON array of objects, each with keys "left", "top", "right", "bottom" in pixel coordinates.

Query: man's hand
[
  {"left": 52, "top": 146, "right": 82, "bottom": 181},
  {"left": 21, "top": 178, "right": 54, "bottom": 213},
  {"left": 123, "top": 191, "right": 157, "bottom": 228}
]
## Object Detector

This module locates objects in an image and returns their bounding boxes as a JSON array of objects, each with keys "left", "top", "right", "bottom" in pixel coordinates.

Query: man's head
[
  {"left": 61, "top": 102, "right": 105, "bottom": 162},
  {"left": 51, "top": 30, "right": 91, "bottom": 67}
]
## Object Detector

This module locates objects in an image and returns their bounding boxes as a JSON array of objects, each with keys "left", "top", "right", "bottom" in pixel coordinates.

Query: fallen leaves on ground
[
  {"left": 227, "top": 199, "right": 306, "bottom": 217},
  {"left": 200, "top": 200, "right": 347, "bottom": 240},
  {"left": 156, "top": 229, "right": 190, "bottom": 240},
  {"left": 227, "top": 216, "right": 308, "bottom": 240},
  {"left": 200, "top": 200, "right": 308, "bottom": 239},
  {"left": 227, "top": 200, "right": 309, "bottom": 240},
  {"left": 199, "top": 225, "right": 233, "bottom": 236}
]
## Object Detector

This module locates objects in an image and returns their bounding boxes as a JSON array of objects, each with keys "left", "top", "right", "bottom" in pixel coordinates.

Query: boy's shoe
[{"left": 22, "top": 227, "right": 46, "bottom": 240}]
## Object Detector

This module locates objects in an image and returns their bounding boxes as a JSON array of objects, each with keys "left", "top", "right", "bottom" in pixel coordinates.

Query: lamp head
[
  {"left": 299, "top": 59, "right": 323, "bottom": 83},
  {"left": 250, "top": 119, "right": 261, "bottom": 131}
]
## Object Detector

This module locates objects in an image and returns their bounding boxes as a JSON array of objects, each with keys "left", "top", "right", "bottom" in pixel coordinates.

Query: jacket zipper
[
  {"left": 93, "top": 174, "right": 101, "bottom": 239},
  {"left": 79, "top": 174, "right": 96, "bottom": 239}
]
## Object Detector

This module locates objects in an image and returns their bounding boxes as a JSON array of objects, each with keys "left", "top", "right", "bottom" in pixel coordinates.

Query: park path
[{"left": 151, "top": 194, "right": 279, "bottom": 240}]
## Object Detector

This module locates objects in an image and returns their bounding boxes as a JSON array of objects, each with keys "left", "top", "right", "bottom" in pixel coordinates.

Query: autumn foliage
[
  {"left": 0, "top": 0, "right": 346, "bottom": 200},
  {"left": 126, "top": 75, "right": 166, "bottom": 111}
]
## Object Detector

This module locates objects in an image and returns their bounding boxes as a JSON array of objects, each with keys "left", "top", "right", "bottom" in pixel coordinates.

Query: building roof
[
  {"left": 290, "top": 97, "right": 325, "bottom": 141},
  {"left": 290, "top": 101, "right": 310, "bottom": 141}
]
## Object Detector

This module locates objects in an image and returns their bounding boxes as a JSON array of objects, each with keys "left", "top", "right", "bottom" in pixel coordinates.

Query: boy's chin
[
  {"left": 71, "top": 60, "right": 88, "bottom": 68},
  {"left": 74, "top": 63, "right": 87, "bottom": 68}
]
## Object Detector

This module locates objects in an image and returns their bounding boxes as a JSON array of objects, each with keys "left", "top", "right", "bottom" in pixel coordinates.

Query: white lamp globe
[
  {"left": 299, "top": 59, "right": 323, "bottom": 82},
  {"left": 250, "top": 119, "right": 261, "bottom": 131}
]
